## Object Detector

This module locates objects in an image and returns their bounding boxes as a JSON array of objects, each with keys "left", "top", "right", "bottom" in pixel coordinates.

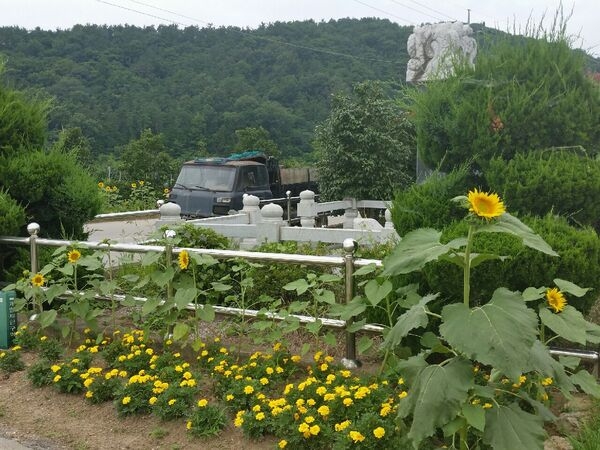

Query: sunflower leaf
[
  {"left": 477, "top": 213, "right": 558, "bottom": 256},
  {"left": 383, "top": 228, "right": 465, "bottom": 275},
  {"left": 482, "top": 403, "right": 546, "bottom": 450},
  {"left": 539, "top": 305, "right": 588, "bottom": 345},
  {"left": 440, "top": 288, "right": 538, "bottom": 379},
  {"left": 399, "top": 357, "right": 473, "bottom": 446},
  {"left": 553, "top": 279, "right": 589, "bottom": 297},
  {"left": 383, "top": 293, "right": 439, "bottom": 348}
]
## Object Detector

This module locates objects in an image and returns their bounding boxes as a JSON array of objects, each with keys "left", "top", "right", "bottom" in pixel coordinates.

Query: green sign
[{"left": 0, "top": 290, "right": 17, "bottom": 349}]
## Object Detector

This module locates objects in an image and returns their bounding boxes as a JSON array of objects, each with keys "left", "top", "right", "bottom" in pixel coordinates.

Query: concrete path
[
  {"left": 0, "top": 437, "right": 33, "bottom": 450},
  {"left": 84, "top": 217, "right": 159, "bottom": 244}
]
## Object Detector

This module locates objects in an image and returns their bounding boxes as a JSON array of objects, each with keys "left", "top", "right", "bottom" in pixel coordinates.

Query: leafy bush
[
  {"left": 390, "top": 164, "right": 473, "bottom": 236},
  {"left": 486, "top": 149, "right": 600, "bottom": 229},
  {"left": 0, "top": 149, "right": 102, "bottom": 239},
  {"left": 163, "top": 222, "right": 230, "bottom": 250},
  {"left": 420, "top": 214, "right": 600, "bottom": 315},
  {"left": 0, "top": 188, "right": 25, "bottom": 235},
  {"left": 409, "top": 21, "right": 600, "bottom": 173}
]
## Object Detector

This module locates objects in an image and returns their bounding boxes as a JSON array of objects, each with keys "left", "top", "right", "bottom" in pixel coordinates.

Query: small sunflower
[
  {"left": 178, "top": 250, "right": 189, "bottom": 270},
  {"left": 467, "top": 188, "right": 505, "bottom": 219},
  {"left": 97, "top": 181, "right": 105, "bottom": 189},
  {"left": 546, "top": 288, "right": 566, "bottom": 313},
  {"left": 31, "top": 273, "right": 45, "bottom": 287},
  {"left": 67, "top": 249, "right": 81, "bottom": 264}
]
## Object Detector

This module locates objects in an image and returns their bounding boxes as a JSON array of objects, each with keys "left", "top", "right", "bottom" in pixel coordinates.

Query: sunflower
[
  {"left": 31, "top": 273, "right": 45, "bottom": 287},
  {"left": 67, "top": 249, "right": 81, "bottom": 264},
  {"left": 98, "top": 181, "right": 105, "bottom": 189},
  {"left": 546, "top": 288, "right": 566, "bottom": 313},
  {"left": 467, "top": 189, "right": 505, "bottom": 219},
  {"left": 178, "top": 250, "right": 189, "bottom": 270}
]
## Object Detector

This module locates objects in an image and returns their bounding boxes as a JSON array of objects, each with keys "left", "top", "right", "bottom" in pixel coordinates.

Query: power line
[
  {"left": 350, "top": 0, "right": 415, "bottom": 25},
  {"left": 95, "top": 0, "right": 404, "bottom": 64},
  {"left": 405, "top": 0, "right": 457, "bottom": 21},
  {"left": 386, "top": 0, "right": 446, "bottom": 23}
]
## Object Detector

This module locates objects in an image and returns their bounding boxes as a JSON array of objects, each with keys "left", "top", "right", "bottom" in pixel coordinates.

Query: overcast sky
[{"left": 1, "top": 0, "right": 598, "bottom": 56}]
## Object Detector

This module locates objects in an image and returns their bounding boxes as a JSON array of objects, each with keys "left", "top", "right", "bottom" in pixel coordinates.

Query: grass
[{"left": 569, "top": 402, "right": 600, "bottom": 450}]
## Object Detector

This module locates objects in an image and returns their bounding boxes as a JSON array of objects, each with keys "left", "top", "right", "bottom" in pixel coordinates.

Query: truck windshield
[{"left": 175, "top": 165, "right": 236, "bottom": 191}]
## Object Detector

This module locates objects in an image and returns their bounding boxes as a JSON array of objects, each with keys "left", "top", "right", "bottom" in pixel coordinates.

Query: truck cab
[{"left": 168, "top": 157, "right": 272, "bottom": 218}]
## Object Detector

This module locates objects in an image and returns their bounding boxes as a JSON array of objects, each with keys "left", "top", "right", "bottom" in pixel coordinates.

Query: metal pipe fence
[
  {"left": 1, "top": 222, "right": 598, "bottom": 374},
  {"left": 1, "top": 222, "right": 383, "bottom": 367}
]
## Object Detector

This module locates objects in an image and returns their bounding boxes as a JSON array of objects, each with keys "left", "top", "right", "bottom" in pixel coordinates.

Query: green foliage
[
  {"left": 315, "top": 80, "right": 415, "bottom": 200},
  {"left": 0, "top": 346, "right": 25, "bottom": 372},
  {"left": 119, "top": 128, "right": 176, "bottom": 188},
  {"left": 186, "top": 401, "right": 227, "bottom": 437},
  {"left": 391, "top": 164, "right": 472, "bottom": 236},
  {"left": 422, "top": 215, "right": 600, "bottom": 315},
  {"left": 486, "top": 149, "right": 600, "bottom": 229},
  {"left": 164, "top": 222, "right": 230, "bottom": 250},
  {"left": 0, "top": 63, "right": 48, "bottom": 156},
  {"left": 27, "top": 359, "right": 55, "bottom": 387},
  {"left": 234, "top": 126, "right": 280, "bottom": 158},
  {"left": 0, "top": 20, "right": 413, "bottom": 160},
  {"left": 0, "top": 148, "right": 102, "bottom": 238},
  {"left": 409, "top": 22, "right": 600, "bottom": 172},
  {"left": 0, "top": 188, "right": 25, "bottom": 235},
  {"left": 570, "top": 406, "right": 600, "bottom": 450},
  {"left": 379, "top": 193, "right": 600, "bottom": 449}
]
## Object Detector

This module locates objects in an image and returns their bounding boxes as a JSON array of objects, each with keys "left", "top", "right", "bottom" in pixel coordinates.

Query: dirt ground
[{"left": 0, "top": 351, "right": 277, "bottom": 450}]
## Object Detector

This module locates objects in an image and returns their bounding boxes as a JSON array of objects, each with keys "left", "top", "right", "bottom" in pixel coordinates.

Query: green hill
[{"left": 0, "top": 19, "right": 412, "bottom": 160}]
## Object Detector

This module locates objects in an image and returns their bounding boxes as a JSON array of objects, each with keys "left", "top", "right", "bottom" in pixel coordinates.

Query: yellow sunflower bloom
[
  {"left": 67, "top": 249, "right": 81, "bottom": 264},
  {"left": 98, "top": 181, "right": 105, "bottom": 189},
  {"left": 131, "top": 182, "right": 137, "bottom": 189},
  {"left": 546, "top": 288, "right": 566, "bottom": 313},
  {"left": 178, "top": 250, "right": 190, "bottom": 270},
  {"left": 31, "top": 273, "right": 45, "bottom": 287},
  {"left": 467, "top": 188, "right": 505, "bottom": 219}
]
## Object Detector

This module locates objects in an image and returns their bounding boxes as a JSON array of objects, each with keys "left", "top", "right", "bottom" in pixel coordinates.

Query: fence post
[
  {"left": 242, "top": 194, "right": 261, "bottom": 224},
  {"left": 258, "top": 203, "right": 284, "bottom": 243},
  {"left": 343, "top": 198, "right": 358, "bottom": 229},
  {"left": 27, "top": 222, "right": 40, "bottom": 274},
  {"left": 342, "top": 238, "right": 360, "bottom": 369},
  {"left": 297, "top": 190, "right": 316, "bottom": 228},
  {"left": 286, "top": 190, "right": 292, "bottom": 226}
]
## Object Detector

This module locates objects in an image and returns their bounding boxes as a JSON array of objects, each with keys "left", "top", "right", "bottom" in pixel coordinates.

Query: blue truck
[{"left": 167, "top": 151, "right": 317, "bottom": 218}]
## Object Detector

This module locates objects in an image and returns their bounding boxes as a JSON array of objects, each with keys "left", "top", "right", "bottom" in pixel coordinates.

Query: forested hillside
[{"left": 0, "top": 19, "right": 412, "bottom": 161}]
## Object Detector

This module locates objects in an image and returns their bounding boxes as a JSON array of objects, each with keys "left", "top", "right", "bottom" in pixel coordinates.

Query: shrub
[
  {"left": 486, "top": 149, "right": 600, "bottom": 229},
  {"left": 419, "top": 214, "right": 600, "bottom": 315},
  {"left": 0, "top": 149, "right": 102, "bottom": 239},
  {"left": 163, "top": 222, "right": 230, "bottom": 249},
  {"left": 390, "top": 164, "right": 473, "bottom": 236}
]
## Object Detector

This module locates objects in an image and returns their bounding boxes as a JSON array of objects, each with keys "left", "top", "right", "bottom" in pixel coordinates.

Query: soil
[{"left": 0, "top": 352, "right": 276, "bottom": 450}]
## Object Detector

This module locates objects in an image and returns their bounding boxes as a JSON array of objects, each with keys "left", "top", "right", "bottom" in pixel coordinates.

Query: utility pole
[{"left": 467, "top": 9, "right": 471, "bottom": 24}]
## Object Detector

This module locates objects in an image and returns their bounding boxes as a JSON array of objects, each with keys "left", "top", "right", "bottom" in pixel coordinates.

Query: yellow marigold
[
  {"left": 260, "top": 377, "right": 269, "bottom": 385},
  {"left": 278, "top": 440, "right": 288, "bottom": 449},
  {"left": 343, "top": 398, "right": 353, "bottom": 407},
  {"left": 149, "top": 396, "right": 157, "bottom": 405},
  {"left": 291, "top": 355, "right": 301, "bottom": 363},
  {"left": 186, "top": 421, "right": 192, "bottom": 430},
  {"left": 198, "top": 399, "right": 208, "bottom": 407},
  {"left": 467, "top": 188, "right": 505, "bottom": 220},
  {"left": 122, "top": 396, "right": 131, "bottom": 405},
  {"left": 398, "top": 390, "right": 408, "bottom": 399},
  {"left": 85, "top": 391, "right": 93, "bottom": 398},
  {"left": 31, "top": 272, "right": 45, "bottom": 287},
  {"left": 226, "top": 394, "right": 234, "bottom": 401},
  {"left": 244, "top": 385, "right": 254, "bottom": 395},
  {"left": 546, "top": 288, "right": 567, "bottom": 313},
  {"left": 51, "top": 365, "right": 61, "bottom": 373},
  {"left": 298, "top": 423, "right": 310, "bottom": 434},
  {"left": 256, "top": 412, "right": 266, "bottom": 421},
  {"left": 84, "top": 378, "right": 94, "bottom": 388},
  {"left": 178, "top": 250, "right": 189, "bottom": 270},
  {"left": 234, "top": 416, "right": 244, "bottom": 427},
  {"left": 380, "top": 403, "right": 392, "bottom": 417},
  {"left": 541, "top": 377, "right": 553, "bottom": 386},
  {"left": 53, "top": 375, "right": 61, "bottom": 383},
  {"left": 335, "top": 420, "right": 352, "bottom": 432},
  {"left": 373, "top": 426, "right": 385, "bottom": 439},
  {"left": 317, "top": 405, "right": 330, "bottom": 417},
  {"left": 168, "top": 399, "right": 177, "bottom": 406},
  {"left": 349, "top": 430, "right": 365, "bottom": 443},
  {"left": 310, "top": 425, "right": 320, "bottom": 436},
  {"left": 67, "top": 249, "right": 81, "bottom": 264}
]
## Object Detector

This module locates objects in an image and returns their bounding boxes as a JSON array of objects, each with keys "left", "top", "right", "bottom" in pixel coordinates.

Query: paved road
[{"left": 84, "top": 217, "right": 159, "bottom": 244}]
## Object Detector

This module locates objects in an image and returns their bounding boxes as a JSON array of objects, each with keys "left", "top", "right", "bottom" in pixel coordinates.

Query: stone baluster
[
  {"left": 297, "top": 190, "right": 316, "bottom": 228},
  {"left": 258, "top": 203, "right": 284, "bottom": 243},
  {"left": 241, "top": 194, "right": 261, "bottom": 224}
]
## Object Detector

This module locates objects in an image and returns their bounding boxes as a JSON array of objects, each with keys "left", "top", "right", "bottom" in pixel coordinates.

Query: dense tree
[
  {"left": 314, "top": 80, "right": 415, "bottom": 200},
  {"left": 119, "top": 128, "right": 176, "bottom": 188},
  {"left": 233, "top": 126, "right": 280, "bottom": 157},
  {"left": 0, "top": 19, "right": 414, "bottom": 162},
  {"left": 0, "top": 65, "right": 101, "bottom": 240}
]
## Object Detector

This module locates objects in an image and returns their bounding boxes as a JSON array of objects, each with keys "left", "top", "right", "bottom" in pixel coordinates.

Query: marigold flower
[
  {"left": 31, "top": 272, "right": 45, "bottom": 287},
  {"left": 317, "top": 405, "right": 330, "bottom": 417},
  {"left": 178, "top": 250, "right": 189, "bottom": 270},
  {"left": 149, "top": 396, "right": 157, "bottom": 405},
  {"left": 373, "top": 427, "right": 385, "bottom": 439},
  {"left": 349, "top": 430, "right": 365, "bottom": 443},
  {"left": 53, "top": 375, "right": 61, "bottom": 383},
  {"left": 186, "top": 421, "right": 192, "bottom": 430},
  {"left": 122, "top": 396, "right": 131, "bottom": 405},
  {"left": 256, "top": 412, "right": 266, "bottom": 421},
  {"left": 467, "top": 188, "right": 505, "bottom": 219},
  {"left": 278, "top": 440, "right": 288, "bottom": 449},
  {"left": 546, "top": 288, "right": 566, "bottom": 313},
  {"left": 541, "top": 377, "right": 553, "bottom": 386},
  {"left": 67, "top": 249, "right": 81, "bottom": 264},
  {"left": 335, "top": 420, "right": 351, "bottom": 432},
  {"left": 244, "top": 385, "right": 254, "bottom": 395},
  {"left": 85, "top": 391, "right": 93, "bottom": 398},
  {"left": 197, "top": 399, "right": 208, "bottom": 407},
  {"left": 168, "top": 399, "right": 176, "bottom": 406}
]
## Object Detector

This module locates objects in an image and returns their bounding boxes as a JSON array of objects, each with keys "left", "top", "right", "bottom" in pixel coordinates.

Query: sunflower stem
[{"left": 463, "top": 225, "right": 475, "bottom": 307}]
